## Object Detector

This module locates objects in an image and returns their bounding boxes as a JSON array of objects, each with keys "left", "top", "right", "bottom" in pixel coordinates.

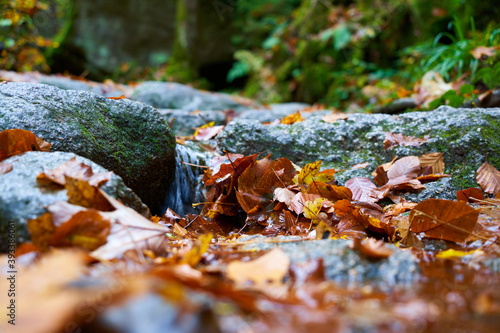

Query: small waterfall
[{"left": 162, "top": 143, "right": 210, "bottom": 216}]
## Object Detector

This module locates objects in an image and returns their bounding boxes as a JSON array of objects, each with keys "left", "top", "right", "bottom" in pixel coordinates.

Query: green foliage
[{"left": 0, "top": 0, "right": 69, "bottom": 72}]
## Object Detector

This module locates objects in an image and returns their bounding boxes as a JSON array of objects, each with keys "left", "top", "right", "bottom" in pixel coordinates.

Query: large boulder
[
  {"left": 217, "top": 106, "right": 500, "bottom": 201},
  {"left": 0, "top": 151, "right": 149, "bottom": 252},
  {"left": 0, "top": 82, "right": 175, "bottom": 213},
  {"left": 130, "top": 81, "right": 255, "bottom": 111}
]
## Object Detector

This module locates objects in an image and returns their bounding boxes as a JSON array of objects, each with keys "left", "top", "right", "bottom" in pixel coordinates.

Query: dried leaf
[
  {"left": 281, "top": 111, "right": 304, "bottom": 124},
  {"left": 384, "top": 132, "right": 427, "bottom": 150},
  {"left": 303, "top": 198, "right": 326, "bottom": 221},
  {"left": 226, "top": 248, "right": 290, "bottom": 288},
  {"left": 351, "top": 162, "right": 370, "bottom": 170},
  {"left": 345, "top": 177, "right": 383, "bottom": 203},
  {"left": 410, "top": 199, "right": 479, "bottom": 242},
  {"left": 0, "top": 129, "right": 51, "bottom": 161},
  {"left": 107, "top": 95, "right": 126, "bottom": 100},
  {"left": 372, "top": 156, "right": 397, "bottom": 176},
  {"left": 470, "top": 46, "right": 496, "bottom": 59},
  {"left": 373, "top": 165, "right": 389, "bottom": 186},
  {"left": 476, "top": 162, "right": 500, "bottom": 194},
  {"left": 37, "top": 157, "right": 112, "bottom": 187},
  {"left": 274, "top": 187, "right": 296, "bottom": 206},
  {"left": 180, "top": 233, "right": 212, "bottom": 266},
  {"left": 419, "top": 153, "right": 445, "bottom": 174},
  {"left": 354, "top": 238, "right": 394, "bottom": 260},
  {"left": 321, "top": 112, "right": 348, "bottom": 123},
  {"left": 294, "top": 160, "right": 322, "bottom": 185},
  {"left": 0, "top": 162, "right": 13, "bottom": 175},
  {"left": 194, "top": 125, "right": 224, "bottom": 141},
  {"left": 387, "top": 156, "right": 421, "bottom": 180},
  {"left": 457, "top": 188, "right": 485, "bottom": 203},
  {"left": 305, "top": 181, "right": 352, "bottom": 202},
  {"left": 333, "top": 199, "right": 354, "bottom": 217}
]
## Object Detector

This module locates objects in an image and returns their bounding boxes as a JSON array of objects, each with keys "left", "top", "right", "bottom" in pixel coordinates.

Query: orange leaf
[
  {"left": 409, "top": 199, "right": 479, "bottom": 242},
  {"left": 281, "top": 111, "right": 304, "bottom": 124},
  {"left": 333, "top": 199, "right": 354, "bottom": 217},
  {"left": 107, "top": 95, "right": 126, "bottom": 100},
  {"left": 321, "top": 112, "right": 348, "bottom": 123},
  {"left": 457, "top": 188, "right": 485, "bottom": 203},
  {"left": 0, "top": 129, "right": 51, "bottom": 161},
  {"left": 476, "top": 162, "right": 500, "bottom": 195}
]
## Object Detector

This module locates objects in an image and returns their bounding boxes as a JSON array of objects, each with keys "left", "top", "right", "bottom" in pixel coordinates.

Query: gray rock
[
  {"left": 217, "top": 106, "right": 500, "bottom": 201},
  {"left": 238, "top": 237, "right": 419, "bottom": 289},
  {"left": 0, "top": 151, "right": 149, "bottom": 252},
  {"left": 38, "top": 75, "right": 130, "bottom": 98},
  {"left": 131, "top": 81, "right": 252, "bottom": 111},
  {"left": 157, "top": 109, "right": 227, "bottom": 136},
  {"left": 238, "top": 103, "right": 317, "bottom": 123},
  {"left": 0, "top": 82, "right": 176, "bottom": 213}
]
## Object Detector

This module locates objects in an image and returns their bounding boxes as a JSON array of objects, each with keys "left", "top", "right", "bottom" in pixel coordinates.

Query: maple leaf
[
  {"left": 476, "top": 162, "right": 500, "bottom": 195},
  {"left": 384, "top": 132, "right": 428, "bottom": 150},
  {"left": 0, "top": 129, "right": 51, "bottom": 161},
  {"left": 281, "top": 111, "right": 304, "bottom": 124},
  {"left": 409, "top": 199, "right": 479, "bottom": 243}
]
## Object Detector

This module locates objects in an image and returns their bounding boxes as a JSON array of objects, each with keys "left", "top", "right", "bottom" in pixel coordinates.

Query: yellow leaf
[
  {"left": 183, "top": 233, "right": 212, "bottom": 267},
  {"left": 303, "top": 198, "right": 325, "bottom": 221},
  {"left": 294, "top": 160, "right": 322, "bottom": 185},
  {"left": 436, "top": 249, "right": 481, "bottom": 259},
  {"left": 281, "top": 111, "right": 304, "bottom": 124}
]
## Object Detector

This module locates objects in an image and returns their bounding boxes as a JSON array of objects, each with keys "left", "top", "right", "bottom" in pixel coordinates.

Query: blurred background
[{"left": 1, "top": 0, "right": 499, "bottom": 111}]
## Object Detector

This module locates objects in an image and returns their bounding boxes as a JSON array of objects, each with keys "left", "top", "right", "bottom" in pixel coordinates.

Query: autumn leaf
[
  {"left": 226, "top": 247, "right": 290, "bottom": 292},
  {"left": 387, "top": 156, "right": 421, "bottom": 180},
  {"left": 476, "top": 162, "right": 500, "bottom": 195},
  {"left": 409, "top": 199, "right": 479, "bottom": 242},
  {"left": 321, "top": 112, "right": 348, "bottom": 123},
  {"left": 333, "top": 199, "right": 354, "bottom": 217},
  {"left": 353, "top": 238, "right": 394, "bottom": 260},
  {"left": 303, "top": 198, "right": 326, "bottom": 222},
  {"left": 305, "top": 181, "right": 352, "bottom": 202},
  {"left": 107, "top": 95, "right": 126, "bottom": 100},
  {"left": 373, "top": 165, "right": 389, "bottom": 186},
  {"left": 294, "top": 160, "right": 322, "bottom": 185},
  {"left": 419, "top": 153, "right": 445, "bottom": 174},
  {"left": 37, "top": 157, "right": 113, "bottom": 187},
  {"left": 194, "top": 125, "right": 224, "bottom": 141},
  {"left": 281, "top": 111, "right": 304, "bottom": 124},
  {"left": 179, "top": 233, "right": 212, "bottom": 267},
  {"left": 384, "top": 132, "right": 428, "bottom": 150},
  {"left": 457, "top": 188, "right": 485, "bottom": 203},
  {"left": 274, "top": 187, "right": 296, "bottom": 206},
  {"left": 0, "top": 162, "right": 13, "bottom": 175},
  {"left": 0, "top": 129, "right": 51, "bottom": 161},
  {"left": 345, "top": 177, "right": 385, "bottom": 203},
  {"left": 470, "top": 46, "right": 496, "bottom": 59},
  {"left": 372, "top": 156, "right": 397, "bottom": 176}
]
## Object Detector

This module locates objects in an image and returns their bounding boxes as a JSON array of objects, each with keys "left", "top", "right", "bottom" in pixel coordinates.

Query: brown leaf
[
  {"left": 194, "top": 125, "right": 224, "bottom": 141},
  {"left": 373, "top": 165, "right": 389, "bottom": 186},
  {"left": 65, "top": 176, "right": 114, "bottom": 211},
  {"left": 387, "top": 156, "right": 421, "bottom": 180},
  {"left": 0, "top": 162, "right": 13, "bottom": 175},
  {"left": 417, "top": 174, "right": 450, "bottom": 182},
  {"left": 107, "top": 95, "right": 126, "bottom": 99},
  {"left": 281, "top": 111, "right": 304, "bottom": 124},
  {"left": 37, "top": 157, "right": 112, "bottom": 187},
  {"left": 345, "top": 177, "right": 385, "bottom": 203},
  {"left": 337, "top": 208, "right": 368, "bottom": 239},
  {"left": 476, "top": 162, "right": 500, "bottom": 194},
  {"left": 274, "top": 187, "right": 296, "bottom": 206},
  {"left": 457, "top": 188, "right": 485, "bottom": 203},
  {"left": 305, "top": 181, "right": 352, "bottom": 202},
  {"left": 0, "top": 129, "right": 51, "bottom": 161},
  {"left": 351, "top": 162, "right": 370, "bottom": 170},
  {"left": 226, "top": 248, "right": 290, "bottom": 291},
  {"left": 333, "top": 199, "right": 354, "bottom": 217},
  {"left": 372, "top": 156, "right": 397, "bottom": 176},
  {"left": 470, "top": 46, "right": 496, "bottom": 59},
  {"left": 409, "top": 199, "right": 479, "bottom": 242},
  {"left": 321, "top": 112, "right": 348, "bottom": 123},
  {"left": 419, "top": 153, "right": 445, "bottom": 174},
  {"left": 384, "top": 132, "right": 427, "bottom": 150},
  {"left": 354, "top": 238, "right": 394, "bottom": 260}
]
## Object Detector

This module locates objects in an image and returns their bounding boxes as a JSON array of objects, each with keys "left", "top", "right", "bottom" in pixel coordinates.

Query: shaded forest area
[{"left": 1, "top": 0, "right": 499, "bottom": 111}]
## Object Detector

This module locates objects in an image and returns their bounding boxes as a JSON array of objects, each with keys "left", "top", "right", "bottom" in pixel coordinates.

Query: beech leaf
[
  {"left": 409, "top": 199, "right": 479, "bottom": 242},
  {"left": 387, "top": 156, "right": 421, "bottom": 180},
  {"left": 419, "top": 153, "right": 445, "bottom": 174},
  {"left": 345, "top": 177, "right": 381, "bottom": 203},
  {"left": 384, "top": 132, "right": 427, "bottom": 150},
  {"left": 476, "top": 162, "right": 500, "bottom": 195},
  {"left": 0, "top": 128, "right": 51, "bottom": 161}
]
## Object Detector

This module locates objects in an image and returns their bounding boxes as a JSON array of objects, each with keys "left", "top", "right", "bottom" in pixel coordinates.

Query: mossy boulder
[
  {"left": 0, "top": 82, "right": 175, "bottom": 213},
  {"left": 0, "top": 151, "right": 149, "bottom": 252},
  {"left": 217, "top": 106, "right": 500, "bottom": 201}
]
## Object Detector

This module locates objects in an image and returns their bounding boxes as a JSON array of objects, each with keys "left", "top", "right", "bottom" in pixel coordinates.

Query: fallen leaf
[
  {"left": 387, "top": 156, "right": 421, "bottom": 180},
  {"left": 179, "top": 233, "right": 212, "bottom": 266},
  {"left": 417, "top": 174, "right": 450, "bottom": 182},
  {"left": 457, "top": 188, "right": 485, "bottom": 203},
  {"left": 303, "top": 198, "right": 326, "bottom": 222},
  {"left": 345, "top": 177, "right": 384, "bottom": 203},
  {"left": 0, "top": 162, "right": 13, "bottom": 175},
  {"left": 409, "top": 199, "right": 479, "bottom": 242},
  {"left": 226, "top": 247, "right": 290, "bottom": 289},
  {"left": 372, "top": 156, "right": 397, "bottom": 176},
  {"left": 476, "top": 161, "right": 500, "bottom": 194},
  {"left": 373, "top": 165, "right": 389, "bottom": 186},
  {"left": 470, "top": 46, "right": 496, "bottom": 59},
  {"left": 0, "top": 129, "right": 51, "bottom": 161},
  {"left": 194, "top": 125, "right": 224, "bottom": 141},
  {"left": 274, "top": 187, "right": 296, "bottom": 206},
  {"left": 354, "top": 238, "right": 394, "bottom": 260},
  {"left": 37, "top": 157, "right": 113, "bottom": 187},
  {"left": 281, "top": 111, "right": 304, "bottom": 124},
  {"left": 436, "top": 248, "right": 480, "bottom": 259},
  {"left": 333, "top": 199, "right": 354, "bottom": 217},
  {"left": 321, "top": 112, "right": 348, "bottom": 123},
  {"left": 351, "top": 162, "right": 370, "bottom": 170},
  {"left": 419, "top": 153, "right": 445, "bottom": 174},
  {"left": 384, "top": 132, "right": 427, "bottom": 150},
  {"left": 107, "top": 95, "right": 126, "bottom": 100},
  {"left": 294, "top": 160, "right": 322, "bottom": 185}
]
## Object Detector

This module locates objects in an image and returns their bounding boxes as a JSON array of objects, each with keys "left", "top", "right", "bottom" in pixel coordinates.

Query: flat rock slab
[
  {"left": 236, "top": 237, "right": 418, "bottom": 289},
  {"left": 0, "top": 82, "right": 176, "bottom": 213},
  {"left": 0, "top": 151, "right": 149, "bottom": 252},
  {"left": 217, "top": 106, "right": 500, "bottom": 201}
]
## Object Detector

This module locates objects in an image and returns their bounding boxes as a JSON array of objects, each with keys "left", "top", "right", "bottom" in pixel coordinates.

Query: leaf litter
[{"left": 4, "top": 129, "right": 500, "bottom": 332}]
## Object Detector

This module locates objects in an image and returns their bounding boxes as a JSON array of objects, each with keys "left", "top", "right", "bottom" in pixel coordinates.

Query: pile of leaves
[{"left": 3, "top": 128, "right": 500, "bottom": 332}]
